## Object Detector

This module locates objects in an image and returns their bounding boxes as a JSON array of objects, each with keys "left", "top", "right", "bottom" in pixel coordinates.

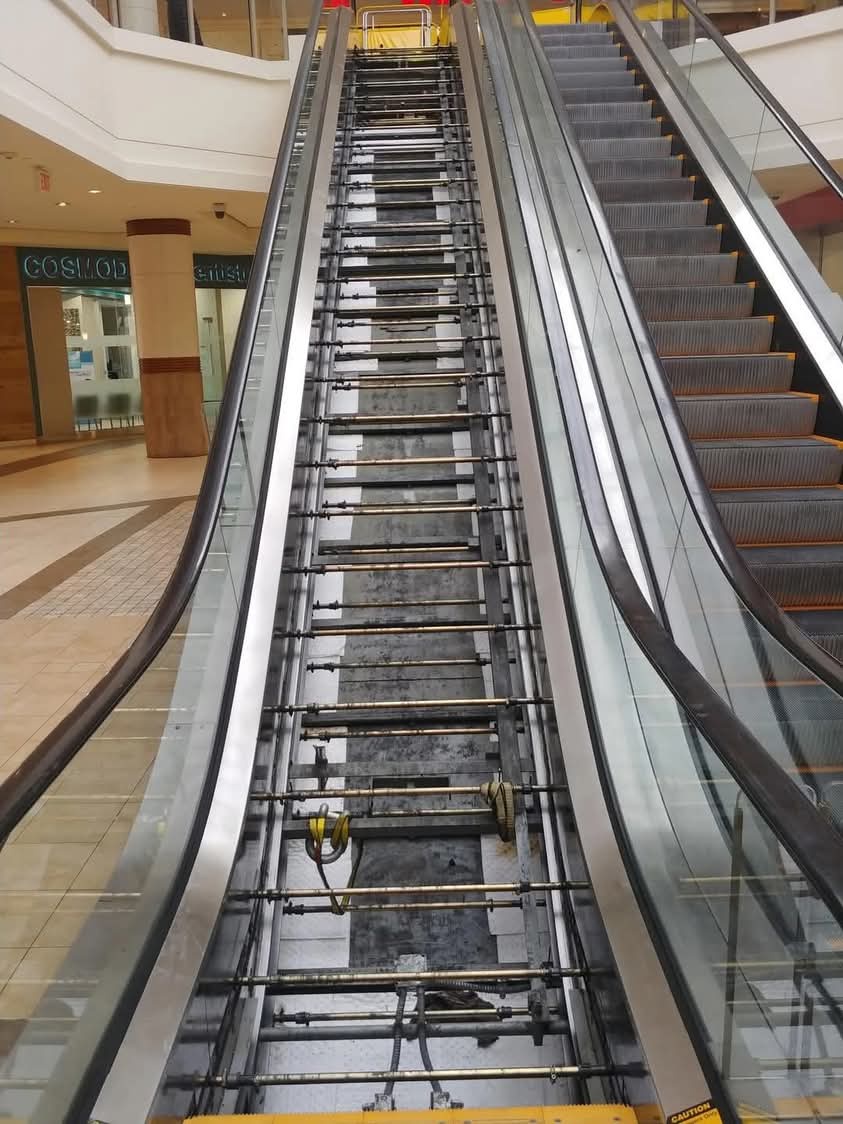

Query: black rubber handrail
[
  {"left": 665, "top": 0, "right": 843, "bottom": 203},
  {"left": 515, "top": 0, "right": 843, "bottom": 699},
  {"left": 0, "top": 2, "right": 324, "bottom": 840},
  {"left": 474, "top": 0, "right": 843, "bottom": 929}
]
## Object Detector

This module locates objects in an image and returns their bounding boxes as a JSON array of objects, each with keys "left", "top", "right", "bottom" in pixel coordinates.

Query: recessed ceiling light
[
  {"left": 56, "top": 200, "right": 69, "bottom": 207},
  {"left": 88, "top": 188, "right": 102, "bottom": 195},
  {"left": 7, "top": 218, "right": 17, "bottom": 224}
]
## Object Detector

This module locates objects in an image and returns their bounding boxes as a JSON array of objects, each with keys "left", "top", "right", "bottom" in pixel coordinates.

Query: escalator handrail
[
  {"left": 472, "top": 0, "right": 843, "bottom": 935},
  {"left": 664, "top": 0, "right": 843, "bottom": 204},
  {"left": 512, "top": 0, "right": 843, "bottom": 697},
  {"left": 0, "top": 6, "right": 324, "bottom": 840}
]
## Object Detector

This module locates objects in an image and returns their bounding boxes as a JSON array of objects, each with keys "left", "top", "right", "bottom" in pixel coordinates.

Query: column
[
  {"left": 28, "top": 287, "right": 75, "bottom": 439},
  {"left": 0, "top": 247, "right": 36, "bottom": 441},
  {"left": 117, "top": 0, "right": 160, "bottom": 35},
  {"left": 126, "top": 219, "right": 208, "bottom": 459}
]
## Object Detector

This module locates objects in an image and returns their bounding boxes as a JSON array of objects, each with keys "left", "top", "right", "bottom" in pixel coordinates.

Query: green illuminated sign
[{"left": 18, "top": 248, "right": 253, "bottom": 289}]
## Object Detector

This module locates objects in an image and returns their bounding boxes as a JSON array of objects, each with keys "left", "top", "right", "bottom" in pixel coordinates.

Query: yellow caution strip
[{"left": 188, "top": 1105, "right": 639, "bottom": 1124}]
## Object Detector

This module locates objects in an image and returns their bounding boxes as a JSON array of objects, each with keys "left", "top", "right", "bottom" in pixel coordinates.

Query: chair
[
  {"left": 73, "top": 394, "right": 101, "bottom": 432},
  {"left": 106, "top": 392, "right": 131, "bottom": 429}
]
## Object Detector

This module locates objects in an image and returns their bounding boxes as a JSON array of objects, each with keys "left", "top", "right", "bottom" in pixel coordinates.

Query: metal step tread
[
  {"left": 594, "top": 177, "right": 694, "bottom": 202},
  {"left": 566, "top": 101, "right": 655, "bottom": 121},
  {"left": 614, "top": 226, "right": 722, "bottom": 255},
  {"left": 663, "top": 353, "right": 795, "bottom": 394},
  {"left": 638, "top": 282, "right": 754, "bottom": 321},
  {"left": 715, "top": 485, "right": 843, "bottom": 503},
  {"left": 678, "top": 392, "right": 818, "bottom": 439},
  {"left": 788, "top": 608, "right": 843, "bottom": 633},
  {"left": 627, "top": 253, "right": 737, "bottom": 286},
  {"left": 652, "top": 316, "right": 774, "bottom": 356},
  {"left": 588, "top": 156, "right": 683, "bottom": 179},
  {"left": 604, "top": 200, "right": 709, "bottom": 229},
  {"left": 694, "top": 437, "right": 843, "bottom": 489}
]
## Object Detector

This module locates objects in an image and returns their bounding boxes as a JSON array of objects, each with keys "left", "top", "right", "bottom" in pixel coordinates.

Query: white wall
[
  {"left": 0, "top": 0, "right": 305, "bottom": 193},
  {"left": 670, "top": 7, "right": 843, "bottom": 171},
  {"left": 727, "top": 8, "right": 843, "bottom": 163}
]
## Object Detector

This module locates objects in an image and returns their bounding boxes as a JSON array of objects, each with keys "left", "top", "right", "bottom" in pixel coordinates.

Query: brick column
[{"left": 126, "top": 219, "right": 208, "bottom": 459}]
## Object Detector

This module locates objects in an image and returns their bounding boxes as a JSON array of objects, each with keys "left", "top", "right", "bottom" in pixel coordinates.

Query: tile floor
[{"left": 0, "top": 437, "right": 205, "bottom": 1038}]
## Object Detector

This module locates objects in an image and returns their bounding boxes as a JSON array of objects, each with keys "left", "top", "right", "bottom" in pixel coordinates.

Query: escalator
[
  {"left": 2, "top": 6, "right": 843, "bottom": 1124},
  {"left": 536, "top": 17, "right": 843, "bottom": 661}
]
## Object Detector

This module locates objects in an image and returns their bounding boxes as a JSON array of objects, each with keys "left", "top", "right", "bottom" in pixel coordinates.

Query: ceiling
[{"left": 0, "top": 116, "right": 265, "bottom": 252}]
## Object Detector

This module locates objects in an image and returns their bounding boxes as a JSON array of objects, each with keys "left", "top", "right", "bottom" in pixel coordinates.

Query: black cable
[
  {"left": 415, "top": 987, "right": 444, "bottom": 1095},
  {"left": 383, "top": 987, "right": 408, "bottom": 1099}
]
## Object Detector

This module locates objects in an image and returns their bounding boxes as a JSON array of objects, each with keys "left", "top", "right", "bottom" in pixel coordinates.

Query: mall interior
[{"left": 2, "top": 0, "right": 843, "bottom": 1121}]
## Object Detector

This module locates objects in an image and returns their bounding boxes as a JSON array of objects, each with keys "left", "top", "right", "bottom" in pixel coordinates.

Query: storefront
[{"left": 17, "top": 246, "right": 252, "bottom": 437}]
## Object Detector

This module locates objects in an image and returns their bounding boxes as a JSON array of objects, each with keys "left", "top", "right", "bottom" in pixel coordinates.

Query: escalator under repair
[
  {"left": 539, "top": 20, "right": 843, "bottom": 661},
  {"left": 159, "top": 45, "right": 647, "bottom": 1119}
]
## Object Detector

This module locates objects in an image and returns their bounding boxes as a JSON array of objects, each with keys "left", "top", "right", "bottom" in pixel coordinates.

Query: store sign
[
  {"left": 18, "top": 248, "right": 253, "bottom": 290},
  {"left": 19, "top": 247, "right": 130, "bottom": 286},
  {"left": 193, "top": 254, "right": 252, "bottom": 289}
]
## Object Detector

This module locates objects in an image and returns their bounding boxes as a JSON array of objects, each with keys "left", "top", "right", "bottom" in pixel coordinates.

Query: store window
[
  {"left": 62, "top": 288, "right": 142, "bottom": 430},
  {"left": 18, "top": 246, "right": 252, "bottom": 441}
]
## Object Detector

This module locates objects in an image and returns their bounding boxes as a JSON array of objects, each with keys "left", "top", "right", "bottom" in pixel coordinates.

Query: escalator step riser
[
  {"left": 628, "top": 254, "right": 738, "bottom": 286},
  {"left": 559, "top": 86, "right": 646, "bottom": 104},
  {"left": 662, "top": 353, "right": 794, "bottom": 394},
  {"left": 637, "top": 283, "right": 753, "bottom": 320},
  {"left": 748, "top": 560, "right": 843, "bottom": 608},
  {"left": 566, "top": 101, "right": 655, "bottom": 121},
  {"left": 678, "top": 395, "right": 817, "bottom": 439},
  {"left": 564, "top": 85, "right": 651, "bottom": 102},
  {"left": 575, "top": 119, "right": 663, "bottom": 140},
  {"left": 542, "top": 44, "right": 622, "bottom": 58},
  {"left": 721, "top": 496, "right": 843, "bottom": 544},
  {"left": 652, "top": 317, "right": 773, "bottom": 355},
  {"left": 547, "top": 54, "right": 628, "bottom": 71},
  {"left": 583, "top": 137, "right": 672, "bottom": 159},
  {"left": 614, "top": 226, "right": 722, "bottom": 256},
  {"left": 589, "top": 156, "right": 682, "bottom": 179},
  {"left": 596, "top": 178, "right": 694, "bottom": 202},
  {"left": 553, "top": 70, "right": 638, "bottom": 87},
  {"left": 695, "top": 443, "right": 843, "bottom": 488},
  {"left": 604, "top": 200, "right": 708, "bottom": 229}
]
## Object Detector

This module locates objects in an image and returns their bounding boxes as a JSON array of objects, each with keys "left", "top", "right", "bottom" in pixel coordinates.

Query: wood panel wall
[{"left": 0, "top": 246, "right": 36, "bottom": 441}]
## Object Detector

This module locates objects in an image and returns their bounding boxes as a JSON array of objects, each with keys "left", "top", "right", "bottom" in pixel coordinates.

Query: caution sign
[{"left": 668, "top": 1101, "right": 723, "bottom": 1124}]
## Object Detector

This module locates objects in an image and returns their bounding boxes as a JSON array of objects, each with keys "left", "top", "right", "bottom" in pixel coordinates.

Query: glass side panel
[
  {"left": 631, "top": 2, "right": 843, "bottom": 346},
  {"left": 0, "top": 44, "right": 322, "bottom": 1124},
  {"left": 483, "top": 0, "right": 843, "bottom": 831},
  {"left": 475, "top": 12, "right": 843, "bottom": 1115}
]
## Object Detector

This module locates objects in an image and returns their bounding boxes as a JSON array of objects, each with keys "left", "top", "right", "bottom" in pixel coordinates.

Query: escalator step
[
  {"left": 787, "top": 609, "right": 843, "bottom": 661},
  {"left": 557, "top": 85, "right": 646, "bottom": 103},
  {"left": 595, "top": 178, "right": 694, "bottom": 202},
  {"left": 717, "top": 486, "right": 843, "bottom": 544},
  {"left": 743, "top": 543, "right": 843, "bottom": 607},
  {"left": 677, "top": 392, "right": 818, "bottom": 439},
  {"left": 566, "top": 101, "right": 655, "bottom": 122},
  {"left": 694, "top": 438, "right": 843, "bottom": 488},
  {"left": 553, "top": 69, "right": 638, "bottom": 87},
  {"left": 583, "top": 137, "right": 673, "bottom": 159},
  {"left": 614, "top": 225, "right": 722, "bottom": 256},
  {"left": 604, "top": 200, "right": 709, "bottom": 229},
  {"left": 637, "top": 282, "right": 753, "bottom": 320},
  {"left": 589, "top": 156, "right": 683, "bottom": 180},
  {"left": 662, "top": 353, "right": 794, "bottom": 394},
  {"left": 574, "top": 119, "right": 664, "bottom": 140},
  {"left": 541, "top": 44, "right": 623, "bottom": 59},
  {"left": 627, "top": 253, "right": 737, "bottom": 286},
  {"left": 548, "top": 55, "right": 629, "bottom": 71},
  {"left": 651, "top": 316, "right": 773, "bottom": 355}
]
